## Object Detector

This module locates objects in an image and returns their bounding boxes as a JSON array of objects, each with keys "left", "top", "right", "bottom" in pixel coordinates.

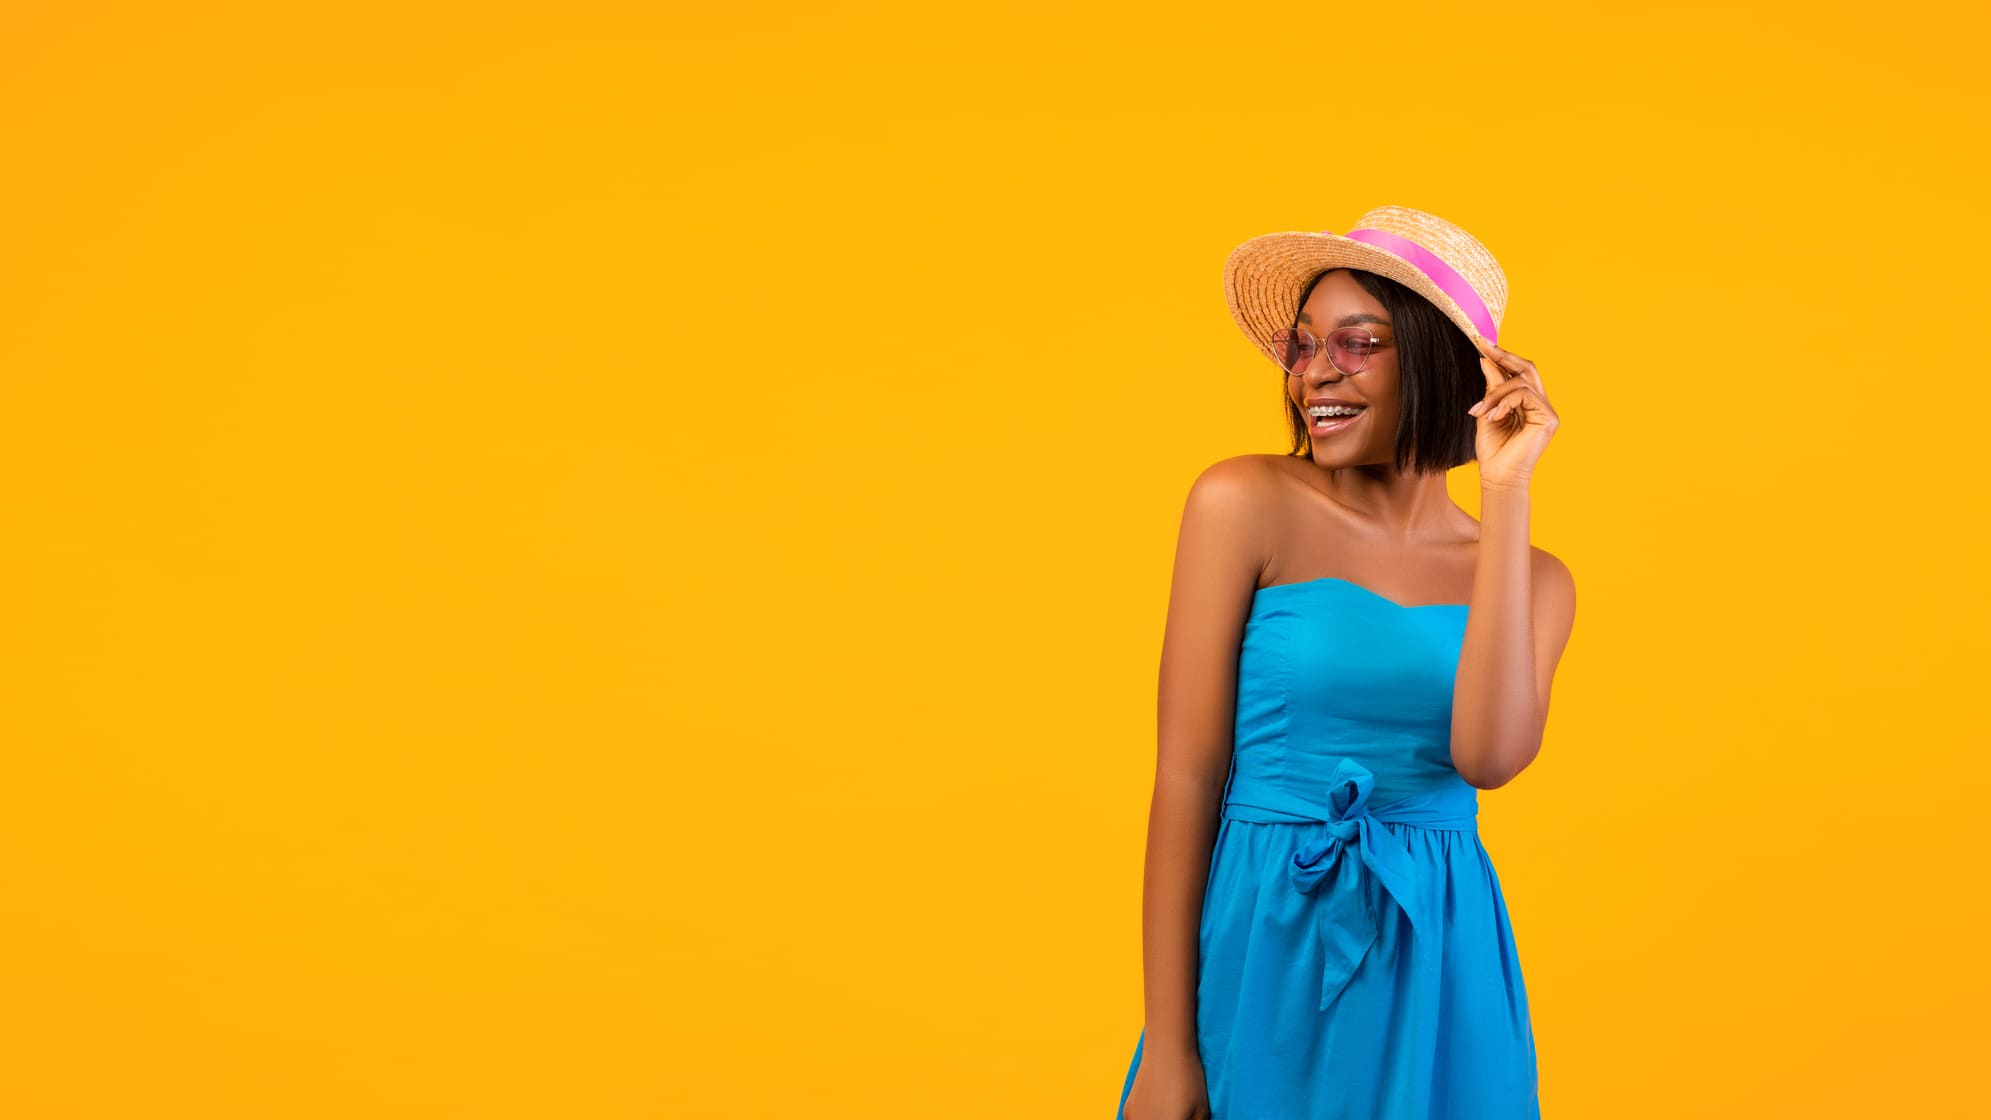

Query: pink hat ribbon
[{"left": 1337, "top": 226, "right": 1498, "bottom": 344}]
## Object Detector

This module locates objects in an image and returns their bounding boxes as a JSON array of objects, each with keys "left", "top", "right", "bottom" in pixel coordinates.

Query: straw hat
[{"left": 1223, "top": 205, "right": 1509, "bottom": 371}]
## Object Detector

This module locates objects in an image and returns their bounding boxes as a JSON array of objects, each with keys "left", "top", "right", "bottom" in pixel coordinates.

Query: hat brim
[{"left": 1223, "top": 231, "right": 1494, "bottom": 371}]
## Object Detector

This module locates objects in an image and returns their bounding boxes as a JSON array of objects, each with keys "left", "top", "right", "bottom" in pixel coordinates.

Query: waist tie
[{"left": 1220, "top": 757, "right": 1478, "bottom": 1014}]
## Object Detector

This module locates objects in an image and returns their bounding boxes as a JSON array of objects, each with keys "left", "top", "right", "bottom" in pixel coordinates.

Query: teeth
[{"left": 1309, "top": 406, "right": 1364, "bottom": 418}]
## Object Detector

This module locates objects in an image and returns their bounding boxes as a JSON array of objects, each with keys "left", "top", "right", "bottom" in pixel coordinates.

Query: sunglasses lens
[
  {"left": 1271, "top": 328, "right": 1314, "bottom": 374},
  {"left": 1326, "top": 328, "right": 1375, "bottom": 373}
]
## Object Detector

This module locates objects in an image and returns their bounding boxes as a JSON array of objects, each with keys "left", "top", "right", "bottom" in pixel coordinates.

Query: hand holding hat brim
[{"left": 1469, "top": 340, "right": 1559, "bottom": 490}]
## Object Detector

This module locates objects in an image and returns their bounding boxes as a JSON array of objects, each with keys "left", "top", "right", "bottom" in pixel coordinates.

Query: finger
[
  {"left": 1468, "top": 377, "right": 1530, "bottom": 416},
  {"left": 1474, "top": 383, "right": 1533, "bottom": 421},
  {"left": 1482, "top": 341, "right": 1537, "bottom": 381},
  {"left": 1477, "top": 354, "right": 1510, "bottom": 393},
  {"left": 1509, "top": 368, "right": 1549, "bottom": 409},
  {"left": 1492, "top": 386, "right": 1548, "bottom": 423},
  {"left": 1485, "top": 347, "right": 1549, "bottom": 404}
]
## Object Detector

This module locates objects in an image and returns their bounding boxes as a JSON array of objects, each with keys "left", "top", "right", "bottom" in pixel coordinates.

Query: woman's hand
[
  {"left": 1467, "top": 337, "right": 1559, "bottom": 492},
  {"left": 1122, "top": 1047, "right": 1211, "bottom": 1120}
]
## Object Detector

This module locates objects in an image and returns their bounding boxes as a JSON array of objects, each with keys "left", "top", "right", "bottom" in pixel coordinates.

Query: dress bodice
[{"left": 1221, "top": 577, "right": 1480, "bottom": 826}]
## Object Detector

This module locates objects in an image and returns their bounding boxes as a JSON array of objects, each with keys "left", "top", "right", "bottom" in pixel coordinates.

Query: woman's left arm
[{"left": 1450, "top": 339, "right": 1578, "bottom": 789}]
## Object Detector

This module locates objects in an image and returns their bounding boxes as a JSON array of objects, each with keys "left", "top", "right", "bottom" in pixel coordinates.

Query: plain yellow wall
[{"left": 3, "top": 2, "right": 1987, "bottom": 1116}]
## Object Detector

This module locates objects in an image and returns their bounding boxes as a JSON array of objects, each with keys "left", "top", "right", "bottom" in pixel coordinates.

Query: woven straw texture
[{"left": 1223, "top": 205, "right": 1508, "bottom": 370}]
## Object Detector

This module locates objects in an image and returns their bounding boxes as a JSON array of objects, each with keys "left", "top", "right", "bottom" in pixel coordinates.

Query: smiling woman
[
  {"left": 1281, "top": 266, "right": 1488, "bottom": 473},
  {"left": 1114, "top": 205, "right": 1566, "bottom": 1120}
]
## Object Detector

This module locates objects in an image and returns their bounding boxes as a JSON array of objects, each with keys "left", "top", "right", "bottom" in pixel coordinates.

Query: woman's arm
[
  {"left": 1139, "top": 456, "right": 1266, "bottom": 1060},
  {"left": 1452, "top": 337, "right": 1575, "bottom": 789},
  {"left": 1449, "top": 485, "right": 1576, "bottom": 789}
]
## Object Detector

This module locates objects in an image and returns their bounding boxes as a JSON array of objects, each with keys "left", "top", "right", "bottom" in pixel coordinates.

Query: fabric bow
[{"left": 1286, "top": 757, "right": 1440, "bottom": 1014}]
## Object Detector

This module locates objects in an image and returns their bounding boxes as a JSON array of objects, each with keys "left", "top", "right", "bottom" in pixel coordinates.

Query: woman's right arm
[{"left": 1137, "top": 456, "right": 1267, "bottom": 1064}]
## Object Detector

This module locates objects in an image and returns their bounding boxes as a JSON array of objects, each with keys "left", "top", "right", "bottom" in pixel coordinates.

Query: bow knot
[
  {"left": 1287, "top": 817, "right": 1362, "bottom": 894},
  {"left": 1284, "top": 758, "right": 1439, "bottom": 1014}
]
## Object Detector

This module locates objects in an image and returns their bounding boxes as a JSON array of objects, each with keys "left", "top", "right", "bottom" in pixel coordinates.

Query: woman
[{"left": 1115, "top": 206, "right": 1574, "bottom": 1119}]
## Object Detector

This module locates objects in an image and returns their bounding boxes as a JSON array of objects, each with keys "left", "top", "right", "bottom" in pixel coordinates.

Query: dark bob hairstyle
[{"left": 1283, "top": 267, "right": 1486, "bottom": 475}]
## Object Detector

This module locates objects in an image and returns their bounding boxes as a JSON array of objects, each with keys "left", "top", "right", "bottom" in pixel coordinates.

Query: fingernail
[{"left": 1468, "top": 402, "right": 1485, "bottom": 416}]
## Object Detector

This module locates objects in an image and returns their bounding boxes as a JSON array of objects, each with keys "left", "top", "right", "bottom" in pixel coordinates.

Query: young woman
[{"left": 1115, "top": 206, "right": 1574, "bottom": 1119}]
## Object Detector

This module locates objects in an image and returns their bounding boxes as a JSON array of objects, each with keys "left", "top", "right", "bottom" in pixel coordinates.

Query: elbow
[
  {"left": 1453, "top": 707, "right": 1548, "bottom": 789},
  {"left": 1457, "top": 757, "right": 1523, "bottom": 790},
  {"left": 1452, "top": 755, "right": 1501, "bottom": 789},
  {"left": 1453, "top": 737, "right": 1542, "bottom": 790},
  {"left": 1463, "top": 766, "right": 1520, "bottom": 791}
]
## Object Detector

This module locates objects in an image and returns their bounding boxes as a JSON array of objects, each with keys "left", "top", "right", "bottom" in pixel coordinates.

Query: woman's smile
[{"left": 1307, "top": 407, "right": 1367, "bottom": 436}]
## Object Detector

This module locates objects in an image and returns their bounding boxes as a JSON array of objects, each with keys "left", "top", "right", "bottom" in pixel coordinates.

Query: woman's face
[{"left": 1287, "top": 269, "right": 1399, "bottom": 463}]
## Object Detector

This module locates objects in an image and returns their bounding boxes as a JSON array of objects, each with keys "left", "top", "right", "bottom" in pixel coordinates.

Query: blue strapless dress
[{"left": 1115, "top": 577, "right": 1541, "bottom": 1119}]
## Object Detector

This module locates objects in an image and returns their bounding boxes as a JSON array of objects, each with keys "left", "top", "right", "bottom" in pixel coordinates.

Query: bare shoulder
[
  {"left": 1194, "top": 453, "right": 1309, "bottom": 510},
  {"left": 1185, "top": 453, "right": 1283, "bottom": 507},
  {"left": 1176, "top": 454, "right": 1279, "bottom": 581},
  {"left": 1528, "top": 545, "right": 1578, "bottom": 647},
  {"left": 1236, "top": 451, "right": 1308, "bottom": 485},
  {"left": 1529, "top": 545, "right": 1576, "bottom": 598}
]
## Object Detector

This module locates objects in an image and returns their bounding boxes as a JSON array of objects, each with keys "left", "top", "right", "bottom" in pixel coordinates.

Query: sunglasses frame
[{"left": 1270, "top": 325, "right": 1390, "bottom": 377}]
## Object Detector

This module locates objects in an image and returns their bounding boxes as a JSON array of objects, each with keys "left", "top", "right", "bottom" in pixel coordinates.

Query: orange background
[{"left": 3, "top": 2, "right": 1987, "bottom": 1116}]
